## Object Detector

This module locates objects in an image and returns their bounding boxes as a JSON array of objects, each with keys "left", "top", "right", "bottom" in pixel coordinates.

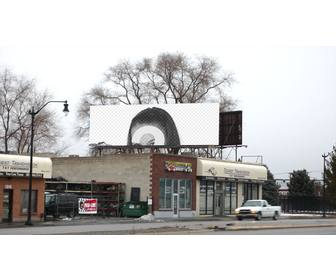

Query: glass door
[
  {"left": 2, "top": 189, "right": 13, "bottom": 222},
  {"left": 215, "top": 193, "right": 223, "bottom": 216}
]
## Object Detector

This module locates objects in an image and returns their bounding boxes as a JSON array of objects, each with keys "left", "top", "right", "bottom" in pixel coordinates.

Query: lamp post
[
  {"left": 25, "top": 100, "right": 69, "bottom": 226},
  {"left": 322, "top": 152, "right": 331, "bottom": 218}
]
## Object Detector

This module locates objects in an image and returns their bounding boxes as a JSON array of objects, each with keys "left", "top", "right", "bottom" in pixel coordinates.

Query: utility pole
[{"left": 322, "top": 153, "right": 330, "bottom": 218}]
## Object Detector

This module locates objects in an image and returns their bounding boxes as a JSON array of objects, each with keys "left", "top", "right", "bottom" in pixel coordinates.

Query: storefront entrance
[
  {"left": 200, "top": 180, "right": 237, "bottom": 216},
  {"left": 2, "top": 189, "right": 13, "bottom": 222},
  {"left": 215, "top": 193, "right": 223, "bottom": 215}
]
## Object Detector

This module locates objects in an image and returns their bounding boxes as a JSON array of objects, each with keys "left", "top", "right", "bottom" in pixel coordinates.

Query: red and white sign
[{"left": 78, "top": 198, "right": 98, "bottom": 214}]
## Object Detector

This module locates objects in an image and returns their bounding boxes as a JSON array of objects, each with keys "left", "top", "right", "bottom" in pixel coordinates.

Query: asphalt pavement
[{"left": 1, "top": 215, "right": 336, "bottom": 234}]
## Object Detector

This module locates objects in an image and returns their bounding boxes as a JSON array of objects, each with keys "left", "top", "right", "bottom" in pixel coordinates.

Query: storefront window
[
  {"left": 185, "top": 180, "right": 192, "bottom": 209},
  {"left": 21, "top": 190, "right": 37, "bottom": 213},
  {"left": 179, "top": 180, "right": 185, "bottom": 209},
  {"left": 231, "top": 184, "right": 237, "bottom": 211},
  {"left": 207, "top": 181, "right": 214, "bottom": 214},
  {"left": 216, "top": 182, "right": 223, "bottom": 192},
  {"left": 159, "top": 179, "right": 191, "bottom": 210},
  {"left": 243, "top": 183, "right": 259, "bottom": 201},
  {"left": 224, "top": 182, "right": 232, "bottom": 214},
  {"left": 200, "top": 180, "right": 214, "bottom": 215},
  {"left": 159, "top": 179, "right": 165, "bottom": 208}
]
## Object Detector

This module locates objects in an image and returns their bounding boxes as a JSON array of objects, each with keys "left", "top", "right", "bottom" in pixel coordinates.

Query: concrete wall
[{"left": 52, "top": 154, "right": 151, "bottom": 202}]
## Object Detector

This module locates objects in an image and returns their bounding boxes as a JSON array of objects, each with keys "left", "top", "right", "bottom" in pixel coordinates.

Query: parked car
[
  {"left": 234, "top": 199, "right": 281, "bottom": 221},
  {"left": 45, "top": 193, "right": 78, "bottom": 218}
]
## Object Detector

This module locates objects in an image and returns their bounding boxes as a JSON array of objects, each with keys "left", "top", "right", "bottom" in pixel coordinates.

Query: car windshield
[
  {"left": 243, "top": 201, "right": 262, "bottom": 207},
  {"left": 45, "top": 195, "right": 55, "bottom": 204}
]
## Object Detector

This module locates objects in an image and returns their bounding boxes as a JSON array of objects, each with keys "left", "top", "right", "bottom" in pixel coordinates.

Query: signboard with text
[
  {"left": 78, "top": 198, "right": 98, "bottom": 214},
  {"left": 165, "top": 161, "right": 192, "bottom": 173}
]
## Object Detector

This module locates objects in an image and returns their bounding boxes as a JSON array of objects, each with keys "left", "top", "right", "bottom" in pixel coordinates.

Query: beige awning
[
  {"left": 197, "top": 158, "right": 267, "bottom": 181},
  {"left": 0, "top": 154, "right": 52, "bottom": 179}
]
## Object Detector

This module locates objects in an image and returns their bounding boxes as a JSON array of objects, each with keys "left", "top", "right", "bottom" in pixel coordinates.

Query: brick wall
[
  {"left": 151, "top": 153, "right": 197, "bottom": 212},
  {"left": 0, "top": 177, "right": 45, "bottom": 222}
]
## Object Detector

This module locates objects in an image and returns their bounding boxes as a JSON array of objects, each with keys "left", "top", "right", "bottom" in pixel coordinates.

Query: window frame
[
  {"left": 159, "top": 178, "right": 192, "bottom": 210},
  {"left": 20, "top": 189, "right": 38, "bottom": 215}
]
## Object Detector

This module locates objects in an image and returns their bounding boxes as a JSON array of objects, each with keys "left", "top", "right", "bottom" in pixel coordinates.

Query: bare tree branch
[{"left": 75, "top": 52, "right": 237, "bottom": 140}]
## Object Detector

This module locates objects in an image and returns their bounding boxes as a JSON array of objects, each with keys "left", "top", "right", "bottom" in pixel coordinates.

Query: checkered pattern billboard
[{"left": 89, "top": 103, "right": 219, "bottom": 146}]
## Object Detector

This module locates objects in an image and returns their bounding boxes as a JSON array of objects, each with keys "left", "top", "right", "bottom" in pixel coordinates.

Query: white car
[{"left": 235, "top": 200, "right": 281, "bottom": 221}]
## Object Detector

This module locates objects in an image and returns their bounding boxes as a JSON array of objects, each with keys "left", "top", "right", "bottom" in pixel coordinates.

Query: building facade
[
  {"left": 196, "top": 158, "right": 267, "bottom": 216},
  {"left": 0, "top": 154, "right": 52, "bottom": 222},
  {"left": 51, "top": 153, "right": 267, "bottom": 218}
]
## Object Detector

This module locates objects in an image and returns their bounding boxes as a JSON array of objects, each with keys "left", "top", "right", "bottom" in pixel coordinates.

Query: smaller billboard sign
[
  {"left": 165, "top": 161, "right": 192, "bottom": 173},
  {"left": 219, "top": 111, "right": 242, "bottom": 146},
  {"left": 78, "top": 198, "right": 98, "bottom": 214}
]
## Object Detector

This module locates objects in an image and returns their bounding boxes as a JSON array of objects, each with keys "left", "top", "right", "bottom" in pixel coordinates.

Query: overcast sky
[{"left": 1, "top": 0, "right": 336, "bottom": 180}]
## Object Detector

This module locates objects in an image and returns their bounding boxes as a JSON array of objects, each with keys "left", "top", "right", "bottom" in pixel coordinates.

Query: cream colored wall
[{"left": 52, "top": 154, "right": 151, "bottom": 202}]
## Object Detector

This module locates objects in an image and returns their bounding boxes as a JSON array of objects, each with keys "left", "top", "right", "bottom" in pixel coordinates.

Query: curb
[{"left": 216, "top": 223, "right": 336, "bottom": 231}]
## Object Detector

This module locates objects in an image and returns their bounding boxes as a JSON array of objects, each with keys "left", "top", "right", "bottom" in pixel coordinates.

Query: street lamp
[
  {"left": 322, "top": 152, "right": 331, "bottom": 218},
  {"left": 25, "top": 100, "right": 69, "bottom": 226}
]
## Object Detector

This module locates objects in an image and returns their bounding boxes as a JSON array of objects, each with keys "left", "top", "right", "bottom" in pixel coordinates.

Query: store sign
[
  {"left": 165, "top": 161, "right": 192, "bottom": 173},
  {"left": 223, "top": 168, "right": 250, "bottom": 179},
  {"left": 0, "top": 154, "right": 52, "bottom": 178},
  {"left": 78, "top": 198, "right": 98, "bottom": 214}
]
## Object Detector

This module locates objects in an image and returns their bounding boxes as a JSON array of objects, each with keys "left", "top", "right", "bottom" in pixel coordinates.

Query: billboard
[
  {"left": 218, "top": 111, "right": 242, "bottom": 146},
  {"left": 78, "top": 198, "right": 98, "bottom": 214},
  {"left": 89, "top": 103, "right": 219, "bottom": 146}
]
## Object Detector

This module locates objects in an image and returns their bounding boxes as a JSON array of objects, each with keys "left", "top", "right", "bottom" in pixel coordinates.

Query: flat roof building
[
  {"left": 0, "top": 154, "right": 52, "bottom": 223},
  {"left": 51, "top": 153, "right": 267, "bottom": 218}
]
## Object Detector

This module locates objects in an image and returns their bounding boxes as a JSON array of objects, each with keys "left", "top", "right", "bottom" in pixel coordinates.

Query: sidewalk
[
  {"left": 0, "top": 212, "right": 335, "bottom": 229},
  {"left": 0, "top": 215, "right": 233, "bottom": 229},
  {"left": 2, "top": 214, "right": 336, "bottom": 234}
]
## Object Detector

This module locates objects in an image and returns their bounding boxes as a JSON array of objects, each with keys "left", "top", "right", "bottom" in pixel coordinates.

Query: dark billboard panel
[{"left": 219, "top": 111, "right": 242, "bottom": 146}]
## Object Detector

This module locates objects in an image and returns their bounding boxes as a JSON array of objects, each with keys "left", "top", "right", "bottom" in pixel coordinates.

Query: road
[{"left": 1, "top": 217, "right": 336, "bottom": 234}]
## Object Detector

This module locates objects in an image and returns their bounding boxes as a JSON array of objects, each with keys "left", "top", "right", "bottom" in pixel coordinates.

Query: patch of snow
[
  {"left": 139, "top": 213, "right": 155, "bottom": 222},
  {"left": 281, "top": 213, "right": 322, "bottom": 217}
]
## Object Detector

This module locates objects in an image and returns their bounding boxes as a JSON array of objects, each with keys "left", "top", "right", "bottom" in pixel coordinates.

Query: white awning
[
  {"left": 0, "top": 154, "right": 52, "bottom": 179},
  {"left": 197, "top": 158, "right": 267, "bottom": 181}
]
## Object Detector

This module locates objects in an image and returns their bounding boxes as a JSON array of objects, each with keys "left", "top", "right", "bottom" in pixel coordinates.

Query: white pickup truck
[{"left": 234, "top": 200, "right": 281, "bottom": 221}]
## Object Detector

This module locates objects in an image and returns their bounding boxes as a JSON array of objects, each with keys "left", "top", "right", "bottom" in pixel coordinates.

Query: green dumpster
[{"left": 121, "top": 201, "right": 148, "bottom": 217}]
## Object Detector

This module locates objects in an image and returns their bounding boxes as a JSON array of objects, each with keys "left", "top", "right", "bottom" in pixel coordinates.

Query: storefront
[
  {"left": 196, "top": 158, "right": 267, "bottom": 216},
  {"left": 51, "top": 153, "right": 197, "bottom": 218},
  {"left": 0, "top": 154, "right": 52, "bottom": 222},
  {"left": 51, "top": 153, "right": 266, "bottom": 218},
  {"left": 151, "top": 154, "right": 197, "bottom": 218}
]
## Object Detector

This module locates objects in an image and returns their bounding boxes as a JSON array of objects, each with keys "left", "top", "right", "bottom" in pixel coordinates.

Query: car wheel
[
  {"left": 255, "top": 212, "right": 262, "bottom": 221},
  {"left": 273, "top": 211, "right": 279, "bottom": 220},
  {"left": 237, "top": 216, "right": 243, "bottom": 221}
]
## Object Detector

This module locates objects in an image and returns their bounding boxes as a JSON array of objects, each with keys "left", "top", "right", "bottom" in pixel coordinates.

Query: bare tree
[
  {"left": 76, "top": 86, "right": 119, "bottom": 138},
  {"left": 0, "top": 67, "right": 61, "bottom": 154},
  {"left": 76, "top": 52, "right": 236, "bottom": 138}
]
